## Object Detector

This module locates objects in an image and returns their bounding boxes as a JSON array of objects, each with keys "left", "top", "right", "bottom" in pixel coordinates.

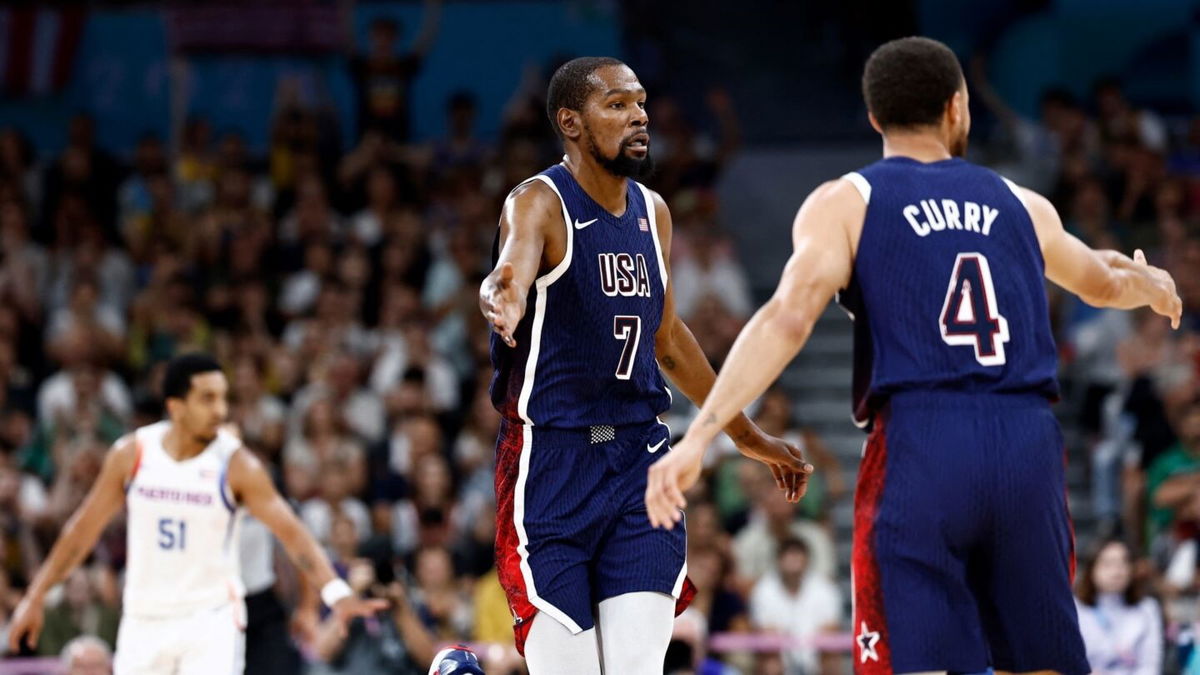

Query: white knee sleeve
[
  {"left": 597, "top": 592, "right": 675, "bottom": 675},
  {"left": 524, "top": 612, "right": 601, "bottom": 675}
]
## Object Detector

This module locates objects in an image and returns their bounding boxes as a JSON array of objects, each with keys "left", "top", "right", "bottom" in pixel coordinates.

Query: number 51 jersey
[
  {"left": 490, "top": 163, "right": 672, "bottom": 428},
  {"left": 837, "top": 157, "right": 1060, "bottom": 428}
]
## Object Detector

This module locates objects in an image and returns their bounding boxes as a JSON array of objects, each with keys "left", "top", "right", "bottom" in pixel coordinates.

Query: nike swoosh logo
[
  {"left": 647, "top": 439, "right": 666, "bottom": 454},
  {"left": 574, "top": 218, "right": 598, "bottom": 230}
]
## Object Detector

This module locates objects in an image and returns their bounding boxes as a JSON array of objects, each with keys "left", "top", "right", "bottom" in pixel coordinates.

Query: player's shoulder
[
  {"left": 503, "top": 174, "right": 562, "bottom": 224},
  {"left": 801, "top": 177, "right": 870, "bottom": 214}
]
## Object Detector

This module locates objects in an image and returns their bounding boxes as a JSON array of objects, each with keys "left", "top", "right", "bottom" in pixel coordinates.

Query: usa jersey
[
  {"left": 490, "top": 163, "right": 672, "bottom": 428},
  {"left": 123, "top": 421, "right": 244, "bottom": 617},
  {"left": 837, "top": 157, "right": 1058, "bottom": 427}
]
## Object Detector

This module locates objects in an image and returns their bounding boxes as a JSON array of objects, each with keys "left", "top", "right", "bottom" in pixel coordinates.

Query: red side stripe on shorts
[
  {"left": 852, "top": 416, "right": 893, "bottom": 674},
  {"left": 493, "top": 422, "right": 536, "bottom": 655}
]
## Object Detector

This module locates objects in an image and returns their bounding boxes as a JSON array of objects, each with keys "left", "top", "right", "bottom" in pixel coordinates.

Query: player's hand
[
  {"left": 645, "top": 436, "right": 706, "bottom": 530},
  {"left": 330, "top": 595, "right": 390, "bottom": 625},
  {"left": 480, "top": 262, "right": 526, "bottom": 348},
  {"left": 735, "top": 433, "right": 814, "bottom": 503},
  {"left": 1132, "top": 249, "right": 1183, "bottom": 330},
  {"left": 8, "top": 593, "right": 45, "bottom": 651}
]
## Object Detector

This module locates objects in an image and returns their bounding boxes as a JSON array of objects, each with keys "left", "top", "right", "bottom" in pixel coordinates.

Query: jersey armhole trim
[
  {"left": 636, "top": 182, "right": 668, "bottom": 290},
  {"left": 527, "top": 174, "right": 574, "bottom": 287},
  {"left": 842, "top": 172, "right": 871, "bottom": 205},
  {"left": 218, "top": 448, "right": 237, "bottom": 513},
  {"left": 1001, "top": 176, "right": 1029, "bottom": 209}
]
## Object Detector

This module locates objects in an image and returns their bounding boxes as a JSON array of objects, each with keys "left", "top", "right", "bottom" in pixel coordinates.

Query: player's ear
[{"left": 557, "top": 108, "right": 582, "bottom": 142}]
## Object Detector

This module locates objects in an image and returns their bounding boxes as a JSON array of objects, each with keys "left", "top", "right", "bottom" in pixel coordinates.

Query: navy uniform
[
  {"left": 838, "top": 157, "right": 1088, "bottom": 674},
  {"left": 490, "top": 164, "right": 692, "bottom": 654}
]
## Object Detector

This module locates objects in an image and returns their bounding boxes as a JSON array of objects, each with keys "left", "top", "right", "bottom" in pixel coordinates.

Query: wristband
[{"left": 321, "top": 578, "right": 353, "bottom": 608}]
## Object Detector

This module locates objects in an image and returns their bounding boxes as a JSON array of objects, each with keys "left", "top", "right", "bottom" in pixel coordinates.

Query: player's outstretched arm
[
  {"left": 8, "top": 438, "right": 134, "bottom": 651},
  {"left": 647, "top": 190, "right": 812, "bottom": 501},
  {"left": 646, "top": 179, "right": 861, "bottom": 529},
  {"left": 228, "top": 448, "right": 387, "bottom": 623},
  {"left": 1025, "top": 186, "right": 1182, "bottom": 327},
  {"left": 479, "top": 181, "right": 559, "bottom": 347}
]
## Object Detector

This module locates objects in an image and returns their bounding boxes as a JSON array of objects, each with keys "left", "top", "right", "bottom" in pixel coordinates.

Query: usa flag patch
[{"left": 638, "top": 218, "right": 649, "bottom": 232}]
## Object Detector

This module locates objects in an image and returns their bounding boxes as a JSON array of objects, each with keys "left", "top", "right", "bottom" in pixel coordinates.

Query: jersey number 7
[
  {"left": 939, "top": 253, "right": 1010, "bottom": 367},
  {"left": 613, "top": 315, "right": 642, "bottom": 380}
]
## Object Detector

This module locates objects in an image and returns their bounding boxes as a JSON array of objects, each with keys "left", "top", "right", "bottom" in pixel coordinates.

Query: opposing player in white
[{"left": 8, "top": 354, "right": 385, "bottom": 674}]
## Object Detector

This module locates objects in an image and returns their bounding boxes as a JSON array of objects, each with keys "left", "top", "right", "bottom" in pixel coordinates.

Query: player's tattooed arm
[
  {"left": 228, "top": 448, "right": 341, "bottom": 590},
  {"left": 229, "top": 447, "right": 387, "bottom": 621},
  {"left": 9, "top": 439, "right": 133, "bottom": 650}
]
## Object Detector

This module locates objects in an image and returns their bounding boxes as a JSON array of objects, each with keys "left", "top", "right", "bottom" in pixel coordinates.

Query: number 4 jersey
[
  {"left": 123, "top": 421, "right": 245, "bottom": 618},
  {"left": 490, "top": 163, "right": 672, "bottom": 428},
  {"left": 837, "top": 157, "right": 1060, "bottom": 428}
]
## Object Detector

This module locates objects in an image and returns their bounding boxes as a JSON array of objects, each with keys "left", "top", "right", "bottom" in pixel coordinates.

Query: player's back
[
  {"left": 123, "top": 421, "right": 244, "bottom": 618},
  {"left": 838, "top": 157, "right": 1058, "bottom": 426}
]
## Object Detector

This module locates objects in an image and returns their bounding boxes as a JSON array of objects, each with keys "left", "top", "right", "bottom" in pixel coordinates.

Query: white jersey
[{"left": 123, "top": 421, "right": 245, "bottom": 618}]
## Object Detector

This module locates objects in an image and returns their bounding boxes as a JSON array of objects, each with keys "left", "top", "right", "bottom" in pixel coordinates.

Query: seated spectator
[
  {"left": 284, "top": 396, "right": 367, "bottom": 498},
  {"left": 300, "top": 459, "right": 371, "bottom": 551},
  {"left": 37, "top": 568, "right": 119, "bottom": 657},
  {"left": 1146, "top": 401, "right": 1200, "bottom": 549},
  {"left": 732, "top": 466, "right": 836, "bottom": 583},
  {"left": 1075, "top": 539, "right": 1163, "bottom": 674},
  {"left": 749, "top": 537, "right": 842, "bottom": 675}
]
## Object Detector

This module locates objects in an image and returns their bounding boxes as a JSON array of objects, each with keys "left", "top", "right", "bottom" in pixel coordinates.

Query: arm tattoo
[
  {"left": 703, "top": 413, "right": 717, "bottom": 428},
  {"left": 662, "top": 355, "right": 677, "bottom": 370},
  {"left": 296, "top": 553, "right": 316, "bottom": 573}
]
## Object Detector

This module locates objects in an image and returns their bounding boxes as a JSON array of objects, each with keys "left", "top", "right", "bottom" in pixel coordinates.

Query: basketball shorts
[
  {"left": 852, "top": 391, "right": 1089, "bottom": 674},
  {"left": 115, "top": 601, "right": 246, "bottom": 675},
  {"left": 494, "top": 418, "right": 694, "bottom": 654}
]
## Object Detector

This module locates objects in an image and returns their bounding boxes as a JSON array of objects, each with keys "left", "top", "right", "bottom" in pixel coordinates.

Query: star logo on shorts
[{"left": 857, "top": 621, "right": 880, "bottom": 663}]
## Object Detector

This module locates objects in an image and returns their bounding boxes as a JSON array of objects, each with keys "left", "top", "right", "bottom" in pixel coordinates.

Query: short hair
[
  {"left": 60, "top": 634, "right": 112, "bottom": 668},
  {"left": 162, "top": 353, "right": 222, "bottom": 402},
  {"left": 546, "top": 56, "right": 627, "bottom": 139},
  {"left": 862, "top": 37, "right": 964, "bottom": 130}
]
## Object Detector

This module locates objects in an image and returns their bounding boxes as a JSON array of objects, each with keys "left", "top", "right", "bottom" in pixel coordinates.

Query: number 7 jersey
[
  {"left": 836, "top": 157, "right": 1059, "bottom": 429},
  {"left": 489, "top": 163, "right": 672, "bottom": 428}
]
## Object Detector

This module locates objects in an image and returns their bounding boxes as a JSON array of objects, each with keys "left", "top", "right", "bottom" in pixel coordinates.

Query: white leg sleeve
[
  {"left": 524, "top": 611, "right": 602, "bottom": 675},
  {"left": 596, "top": 592, "right": 675, "bottom": 675}
]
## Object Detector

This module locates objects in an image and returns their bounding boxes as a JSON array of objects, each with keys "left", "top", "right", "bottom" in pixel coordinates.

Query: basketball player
[
  {"left": 7, "top": 354, "right": 386, "bottom": 673},
  {"left": 479, "top": 57, "right": 812, "bottom": 674},
  {"left": 646, "top": 37, "right": 1181, "bottom": 675}
]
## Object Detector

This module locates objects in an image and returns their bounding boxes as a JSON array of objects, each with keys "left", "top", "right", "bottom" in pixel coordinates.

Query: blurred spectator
[
  {"left": 409, "top": 545, "right": 471, "bottom": 640},
  {"left": 1147, "top": 401, "right": 1200, "bottom": 553},
  {"left": 732, "top": 462, "right": 836, "bottom": 583},
  {"left": 309, "top": 558, "right": 435, "bottom": 675},
  {"left": 59, "top": 634, "right": 113, "bottom": 675},
  {"left": 347, "top": 1, "right": 442, "bottom": 144},
  {"left": 1093, "top": 77, "right": 1168, "bottom": 154},
  {"left": 671, "top": 225, "right": 754, "bottom": 321},
  {"left": 749, "top": 537, "right": 842, "bottom": 675},
  {"left": 1075, "top": 539, "right": 1163, "bottom": 674},
  {"left": 37, "top": 568, "right": 119, "bottom": 657},
  {"left": 300, "top": 458, "right": 371, "bottom": 550}
]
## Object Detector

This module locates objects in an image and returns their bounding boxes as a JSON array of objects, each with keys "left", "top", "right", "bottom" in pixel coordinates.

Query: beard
[{"left": 586, "top": 132, "right": 655, "bottom": 179}]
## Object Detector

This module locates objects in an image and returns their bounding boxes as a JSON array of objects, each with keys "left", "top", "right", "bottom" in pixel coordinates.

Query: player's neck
[
  {"left": 881, "top": 132, "right": 953, "bottom": 163},
  {"left": 162, "top": 423, "right": 209, "bottom": 461},
  {"left": 562, "top": 153, "right": 628, "bottom": 217}
]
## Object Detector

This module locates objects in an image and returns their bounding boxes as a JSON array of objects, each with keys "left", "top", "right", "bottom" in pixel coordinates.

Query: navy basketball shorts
[
  {"left": 852, "top": 392, "right": 1089, "bottom": 675},
  {"left": 494, "top": 418, "right": 693, "bottom": 654}
]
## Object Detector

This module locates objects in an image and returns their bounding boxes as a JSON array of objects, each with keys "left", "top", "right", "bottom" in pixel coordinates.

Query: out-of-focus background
[{"left": 0, "top": 1, "right": 1198, "bottom": 673}]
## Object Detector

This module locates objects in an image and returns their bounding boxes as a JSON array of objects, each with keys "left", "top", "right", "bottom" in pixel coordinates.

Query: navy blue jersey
[
  {"left": 490, "top": 164, "right": 672, "bottom": 428},
  {"left": 837, "top": 157, "right": 1059, "bottom": 427}
]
